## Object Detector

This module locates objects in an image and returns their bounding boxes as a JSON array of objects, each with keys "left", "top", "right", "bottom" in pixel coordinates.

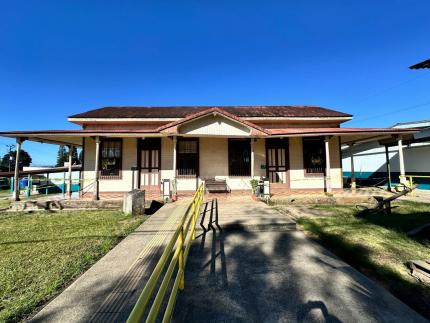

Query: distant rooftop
[{"left": 392, "top": 120, "right": 430, "bottom": 129}]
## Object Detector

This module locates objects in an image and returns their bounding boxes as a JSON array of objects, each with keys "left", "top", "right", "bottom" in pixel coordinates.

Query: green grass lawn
[
  {"left": 295, "top": 201, "right": 430, "bottom": 319},
  {"left": 0, "top": 210, "right": 146, "bottom": 322},
  {"left": 0, "top": 199, "right": 10, "bottom": 209}
]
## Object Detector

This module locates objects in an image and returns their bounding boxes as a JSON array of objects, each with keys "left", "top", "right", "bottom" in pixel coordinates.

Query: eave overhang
[{"left": 0, "top": 127, "right": 418, "bottom": 147}]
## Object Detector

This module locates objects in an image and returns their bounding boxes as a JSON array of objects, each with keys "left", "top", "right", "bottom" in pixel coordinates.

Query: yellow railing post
[
  {"left": 126, "top": 183, "right": 204, "bottom": 323},
  {"left": 191, "top": 199, "right": 196, "bottom": 240},
  {"left": 178, "top": 226, "right": 185, "bottom": 291}
]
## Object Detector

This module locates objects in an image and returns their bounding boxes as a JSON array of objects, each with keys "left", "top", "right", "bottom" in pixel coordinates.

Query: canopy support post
[
  {"left": 67, "top": 145, "right": 74, "bottom": 199},
  {"left": 398, "top": 136, "right": 406, "bottom": 184},
  {"left": 13, "top": 138, "right": 24, "bottom": 201},
  {"left": 385, "top": 145, "right": 392, "bottom": 192},
  {"left": 349, "top": 143, "right": 356, "bottom": 192},
  {"left": 325, "top": 136, "right": 332, "bottom": 193},
  {"left": 251, "top": 139, "right": 255, "bottom": 179},
  {"left": 93, "top": 137, "right": 100, "bottom": 200}
]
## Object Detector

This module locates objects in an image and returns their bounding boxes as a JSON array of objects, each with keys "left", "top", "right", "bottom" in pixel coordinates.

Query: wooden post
[
  {"left": 385, "top": 145, "right": 392, "bottom": 192},
  {"left": 349, "top": 144, "right": 356, "bottom": 191},
  {"left": 13, "top": 138, "right": 23, "bottom": 201},
  {"left": 93, "top": 137, "right": 100, "bottom": 200},
  {"left": 398, "top": 136, "right": 406, "bottom": 184},
  {"left": 325, "top": 136, "right": 332, "bottom": 193},
  {"left": 250, "top": 139, "right": 255, "bottom": 179},
  {"left": 67, "top": 145, "right": 74, "bottom": 199}
]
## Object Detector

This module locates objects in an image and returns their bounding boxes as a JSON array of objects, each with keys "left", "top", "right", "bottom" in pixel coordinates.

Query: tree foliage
[
  {"left": 1, "top": 150, "right": 32, "bottom": 171},
  {"left": 56, "top": 145, "right": 68, "bottom": 167},
  {"left": 56, "top": 146, "right": 81, "bottom": 167}
]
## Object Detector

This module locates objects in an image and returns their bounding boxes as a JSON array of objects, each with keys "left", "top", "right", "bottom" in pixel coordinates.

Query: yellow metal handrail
[
  {"left": 400, "top": 175, "right": 430, "bottom": 190},
  {"left": 127, "top": 183, "right": 204, "bottom": 323}
]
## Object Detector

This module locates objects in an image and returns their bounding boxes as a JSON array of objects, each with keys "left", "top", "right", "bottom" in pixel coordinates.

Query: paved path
[
  {"left": 173, "top": 198, "right": 427, "bottom": 323},
  {"left": 31, "top": 200, "right": 190, "bottom": 323}
]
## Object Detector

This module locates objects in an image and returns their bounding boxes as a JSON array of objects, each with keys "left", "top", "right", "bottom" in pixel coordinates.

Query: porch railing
[{"left": 127, "top": 183, "right": 204, "bottom": 323}]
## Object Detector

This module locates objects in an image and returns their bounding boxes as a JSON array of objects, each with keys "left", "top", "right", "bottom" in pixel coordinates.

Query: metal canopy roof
[{"left": 409, "top": 59, "right": 430, "bottom": 69}]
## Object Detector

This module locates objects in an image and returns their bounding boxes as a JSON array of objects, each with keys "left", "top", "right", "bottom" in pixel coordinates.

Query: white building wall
[{"left": 83, "top": 137, "right": 137, "bottom": 192}]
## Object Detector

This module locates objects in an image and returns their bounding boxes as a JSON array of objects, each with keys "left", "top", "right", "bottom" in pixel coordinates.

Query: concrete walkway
[
  {"left": 173, "top": 198, "right": 427, "bottom": 323},
  {"left": 31, "top": 200, "right": 190, "bottom": 323}
]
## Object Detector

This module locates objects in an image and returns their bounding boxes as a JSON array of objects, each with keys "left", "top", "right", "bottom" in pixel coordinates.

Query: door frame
[
  {"left": 265, "top": 138, "right": 290, "bottom": 188},
  {"left": 137, "top": 138, "right": 162, "bottom": 189}
]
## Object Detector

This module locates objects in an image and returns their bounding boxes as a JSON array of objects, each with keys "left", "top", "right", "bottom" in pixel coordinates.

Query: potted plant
[
  {"left": 250, "top": 179, "right": 259, "bottom": 200},
  {"left": 171, "top": 178, "right": 178, "bottom": 202}
]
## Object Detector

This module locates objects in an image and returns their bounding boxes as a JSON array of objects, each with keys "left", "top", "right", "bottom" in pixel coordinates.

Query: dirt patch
[{"left": 276, "top": 205, "right": 335, "bottom": 220}]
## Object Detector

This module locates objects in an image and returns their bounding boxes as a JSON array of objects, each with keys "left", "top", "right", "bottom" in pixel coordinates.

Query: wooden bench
[
  {"left": 408, "top": 260, "right": 430, "bottom": 285},
  {"left": 357, "top": 184, "right": 417, "bottom": 217},
  {"left": 205, "top": 179, "right": 230, "bottom": 193}
]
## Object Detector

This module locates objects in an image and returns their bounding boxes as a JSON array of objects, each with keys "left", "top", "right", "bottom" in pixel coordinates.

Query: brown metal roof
[{"left": 69, "top": 106, "right": 352, "bottom": 119}]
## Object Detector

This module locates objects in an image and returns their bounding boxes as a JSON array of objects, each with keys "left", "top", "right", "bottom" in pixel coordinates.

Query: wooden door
[
  {"left": 266, "top": 139, "right": 289, "bottom": 184},
  {"left": 139, "top": 139, "right": 161, "bottom": 190}
]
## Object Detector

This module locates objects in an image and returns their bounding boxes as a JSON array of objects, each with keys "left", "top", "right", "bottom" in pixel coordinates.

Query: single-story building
[{"left": 0, "top": 105, "right": 417, "bottom": 200}]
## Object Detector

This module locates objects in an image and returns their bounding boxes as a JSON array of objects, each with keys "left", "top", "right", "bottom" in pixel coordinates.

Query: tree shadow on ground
[
  {"left": 173, "top": 200, "right": 400, "bottom": 322},
  {"left": 301, "top": 219, "right": 430, "bottom": 320}
]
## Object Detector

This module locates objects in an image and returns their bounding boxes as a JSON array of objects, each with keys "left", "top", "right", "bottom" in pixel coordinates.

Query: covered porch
[{"left": 0, "top": 127, "right": 417, "bottom": 202}]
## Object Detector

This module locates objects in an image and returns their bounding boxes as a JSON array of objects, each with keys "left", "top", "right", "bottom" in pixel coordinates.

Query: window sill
[
  {"left": 100, "top": 175, "right": 122, "bottom": 180},
  {"left": 304, "top": 172, "right": 325, "bottom": 178}
]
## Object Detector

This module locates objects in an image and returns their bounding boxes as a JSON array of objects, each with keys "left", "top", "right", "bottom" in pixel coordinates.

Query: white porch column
[
  {"left": 13, "top": 138, "right": 23, "bottom": 201},
  {"left": 398, "top": 136, "right": 406, "bottom": 184},
  {"left": 324, "top": 136, "right": 332, "bottom": 193},
  {"left": 349, "top": 144, "right": 356, "bottom": 191},
  {"left": 93, "top": 137, "right": 100, "bottom": 200},
  {"left": 250, "top": 139, "right": 255, "bottom": 178},
  {"left": 67, "top": 145, "right": 74, "bottom": 199},
  {"left": 172, "top": 136, "right": 177, "bottom": 178}
]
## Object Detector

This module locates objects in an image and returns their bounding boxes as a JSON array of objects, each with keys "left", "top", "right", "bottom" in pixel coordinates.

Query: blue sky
[{"left": 0, "top": 1, "right": 429, "bottom": 165}]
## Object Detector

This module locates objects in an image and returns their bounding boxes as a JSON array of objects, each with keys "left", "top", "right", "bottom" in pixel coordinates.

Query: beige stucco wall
[
  {"left": 198, "top": 137, "right": 253, "bottom": 190},
  {"left": 83, "top": 137, "right": 137, "bottom": 192},
  {"left": 83, "top": 136, "right": 343, "bottom": 193},
  {"left": 289, "top": 137, "right": 342, "bottom": 189},
  {"left": 179, "top": 115, "right": 250, "bottom": 136},
  {"left": 199, "top": 138, "right": 228, "bottom": 178},
  {"left": 160, "top": 137, "right": 174, "bottom": 181},
  {"left": 253, "top": 138, "right": 266, "bottom": 178}
]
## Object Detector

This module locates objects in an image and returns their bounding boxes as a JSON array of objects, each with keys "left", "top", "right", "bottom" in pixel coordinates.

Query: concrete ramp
[{"left": 31, "top": 200, "right": 189, "bottom": 323}]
